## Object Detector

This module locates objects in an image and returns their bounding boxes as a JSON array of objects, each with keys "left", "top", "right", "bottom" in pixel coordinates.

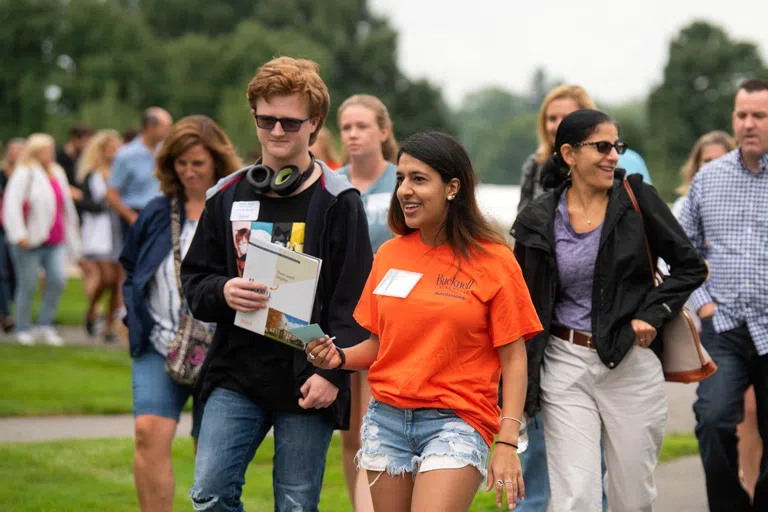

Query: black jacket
[
  {"left": 512, "top": 172, "right": 707, "bottom": 416},
  {"left": 180, "top": 163, "right": 373, "bottom": 429}
]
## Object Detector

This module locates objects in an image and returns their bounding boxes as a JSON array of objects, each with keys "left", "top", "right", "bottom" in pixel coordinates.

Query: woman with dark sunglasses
[{"left": 512, "top": 109, "right": 707, "bottom": 511}]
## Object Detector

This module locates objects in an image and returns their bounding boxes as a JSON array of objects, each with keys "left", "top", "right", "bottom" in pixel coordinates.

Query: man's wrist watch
[{"left": 334, "top": 347, "right": 346, "bottom": 370}]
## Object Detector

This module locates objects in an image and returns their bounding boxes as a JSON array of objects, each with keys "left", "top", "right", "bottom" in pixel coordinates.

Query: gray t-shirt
[
  {"left": 338, "top": 162, "right": 397, "bottom": 253},
  {"left": 553, "top": 191, "right": 602, "bottom": 332}
]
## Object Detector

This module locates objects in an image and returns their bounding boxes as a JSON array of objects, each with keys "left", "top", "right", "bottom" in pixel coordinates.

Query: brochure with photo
[{"left": 234, "top": 233, "right": 322, "bottom": 350}]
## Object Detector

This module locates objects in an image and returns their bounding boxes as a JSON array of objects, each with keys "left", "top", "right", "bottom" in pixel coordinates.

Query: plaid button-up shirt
[{"left": 679, "top": 149, "right": 768, "bottom": 355}]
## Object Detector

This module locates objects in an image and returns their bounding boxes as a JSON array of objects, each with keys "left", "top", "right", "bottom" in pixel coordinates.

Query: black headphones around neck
[{"left": 245, "top": 152, "right": 316, "bottom": 196}]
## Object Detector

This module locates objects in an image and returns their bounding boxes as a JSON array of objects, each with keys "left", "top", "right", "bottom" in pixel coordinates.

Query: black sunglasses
[
  {"left": 254, "top": 115, "right": 312, "bottom": 133},
  {"left": 573, "top": 140, "right": 628, "bottom": 155}
]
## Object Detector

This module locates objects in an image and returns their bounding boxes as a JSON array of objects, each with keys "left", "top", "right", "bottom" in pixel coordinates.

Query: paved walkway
[{"left": 0, "top": 330, "right": 708, "bottom": 510}]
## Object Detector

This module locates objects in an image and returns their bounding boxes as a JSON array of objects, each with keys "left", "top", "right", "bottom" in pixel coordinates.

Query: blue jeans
[
  {"left": 0, "top": 231, "right": 12, "bottom": 318},
  {"left": 518, "top": 413, "right": 608, "bottom": 512},
  {"left": 191, "top": 387, "right": 334, "bottom": 512},
  {"left": 694, "top": 319, "right": 768, "bottom": 511},
  {"left": 131, "top": 345, "right": 203, "bottom": 438},
  {"left": 8, "top": 244, "right": 67, "bottom": 333}
]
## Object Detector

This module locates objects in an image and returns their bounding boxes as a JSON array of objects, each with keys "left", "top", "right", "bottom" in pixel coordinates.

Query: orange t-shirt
[{"left": 353, "top": 232, "right": 543, "bottom": 446}]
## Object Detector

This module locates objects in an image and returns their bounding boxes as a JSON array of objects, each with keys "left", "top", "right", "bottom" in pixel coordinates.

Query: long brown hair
[
  {"left": 389, "top": 131, "right": 507, "bottom": 262},
  {"left": 155, "top": 115, "right": 243, "bottom": 198},
  {"left": 338, "top": 94, "right": 398, "bottom": 162}
]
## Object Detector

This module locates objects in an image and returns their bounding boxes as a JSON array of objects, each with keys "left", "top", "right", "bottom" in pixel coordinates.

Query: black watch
[{"left": 334, "top": 347, "right": 346, "bottom": 370}]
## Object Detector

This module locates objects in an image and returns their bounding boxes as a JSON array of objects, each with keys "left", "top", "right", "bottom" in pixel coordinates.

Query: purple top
[{"left": 553, "top": 191, "right": 602, "bottom": 332}]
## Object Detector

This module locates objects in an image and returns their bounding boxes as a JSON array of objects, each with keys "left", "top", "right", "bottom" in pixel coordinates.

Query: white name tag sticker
[
  {"left": 230, "top": 201, "right": 261, "bottom": 221},
  {"left": 373, "top": 269, "right": 423, "bottom": 298}
]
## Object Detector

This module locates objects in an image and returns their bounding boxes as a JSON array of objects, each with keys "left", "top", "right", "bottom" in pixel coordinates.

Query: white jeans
[{"left": 540, "top": 334, "right": 667, "bottom": 512}]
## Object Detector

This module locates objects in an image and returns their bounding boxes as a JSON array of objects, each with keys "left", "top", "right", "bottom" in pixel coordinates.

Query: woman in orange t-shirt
[{"left": 307, "top": 131, "right": 542, "bottom": 511}]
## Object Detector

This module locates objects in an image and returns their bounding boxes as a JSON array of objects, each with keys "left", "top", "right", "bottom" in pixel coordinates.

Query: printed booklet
[{"left": 234, "top": 236, "right": 321, "bottom": 350}]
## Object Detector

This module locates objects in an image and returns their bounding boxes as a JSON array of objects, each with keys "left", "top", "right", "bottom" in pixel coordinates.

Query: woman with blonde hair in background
[
  {"left": 310, "top": 127, "right": 341, "bottom": 170},
  {"left": 121, "top": 115, "right": 242, "bottom": 512},
  {"left": 674, "top": 130, "right": 761, "bottom": 498},
  {"left": 77, "top": 130, "right": 124, "bottom": 342},
  {"left": 0, "top": 138, "right": 25, "bottom": 333},
  {"left": 336, "top": 93, "right": 398, "bottom": 511},
  {"left": 673, "top": 130, "right": 735, "bottom": 216},
  {"left": 2, "top": 133, "right": 81, "bottom": 345}
]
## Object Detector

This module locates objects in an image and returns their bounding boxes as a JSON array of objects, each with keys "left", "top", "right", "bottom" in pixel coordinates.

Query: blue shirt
[
  {"left": 618, "top": 149, "right": 652, "bottom": 184},
  {"left": 338, "top": 162, "right": 397, "bottom": 253},
  {"left": 679, "top": 149, "right": 768, "bottom": 355},
  {"left": 108, "top": 136, "right": 159, "bottom": 210}
]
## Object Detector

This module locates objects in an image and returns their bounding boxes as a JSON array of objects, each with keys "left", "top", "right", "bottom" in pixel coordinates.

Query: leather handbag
[
  {"left": 164, "top": 196, "right": 213, "bottom": 386},
  {"left": 623, "top": 179, "right": 717, "bottom": 383}
]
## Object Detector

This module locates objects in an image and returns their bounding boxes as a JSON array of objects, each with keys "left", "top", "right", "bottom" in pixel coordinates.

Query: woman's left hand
[
  {"left": 486, "top": 444, "right": 524, "bottom": 510},
  {"left": 631, "top": 319, "right": 657, "bottom": 348}
]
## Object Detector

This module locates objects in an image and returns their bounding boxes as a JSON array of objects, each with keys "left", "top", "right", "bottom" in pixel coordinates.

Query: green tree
[
  {"left": 456, "top": 87, "right": 538, "bottom": 185},
  {"left": 647, "top": 20, "right": 767, "bottom": 199},
  {"left": 0, "top": 0, "right": 63, "bottom": 141}
]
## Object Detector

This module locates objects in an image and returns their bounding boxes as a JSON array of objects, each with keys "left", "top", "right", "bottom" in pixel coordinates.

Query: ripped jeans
[
  {"left": 357, "top": 398, "right": 489, "bottom": 483},
  {"left": 190, "top": 388, "right": 334, "bottom": 512}
]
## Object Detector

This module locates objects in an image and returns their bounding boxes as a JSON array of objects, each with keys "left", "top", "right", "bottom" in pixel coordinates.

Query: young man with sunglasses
[{"left": 181, "top": 56, "right": 373, "bottom": 512}]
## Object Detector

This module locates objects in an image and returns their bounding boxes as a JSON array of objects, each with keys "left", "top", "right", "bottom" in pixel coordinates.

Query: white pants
[{"left": 540, "top": 334, "right": 667, "bottom": 512}]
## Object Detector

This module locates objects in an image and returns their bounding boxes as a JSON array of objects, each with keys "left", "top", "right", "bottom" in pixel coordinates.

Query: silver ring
[
  {"left": 309, "top": 354, "right": 316, "bottom": 361},
  {"left": 496, "top": 479, "right": 504, "bottom": 487}
]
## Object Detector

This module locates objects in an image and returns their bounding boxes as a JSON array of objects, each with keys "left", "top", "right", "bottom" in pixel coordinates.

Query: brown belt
[{"left": 550, "top": 325, "right": 596, "bottom": 350}]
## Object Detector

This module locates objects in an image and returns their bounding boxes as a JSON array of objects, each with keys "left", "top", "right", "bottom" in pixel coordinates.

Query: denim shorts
[
  {"left": 357, "top": 398, "right": 489, "bottom": 480},
  {"left": 132, "top": 344, "right": 203, "bottom": 438}
]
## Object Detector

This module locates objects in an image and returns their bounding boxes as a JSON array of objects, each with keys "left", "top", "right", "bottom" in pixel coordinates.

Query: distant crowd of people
[{"left": 1, "top": 55, "right": 766, "bottom": 512}]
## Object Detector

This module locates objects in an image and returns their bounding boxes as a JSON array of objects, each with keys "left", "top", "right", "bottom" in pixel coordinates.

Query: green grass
[
  {"left": 0, "top": 434, "right": 699, "bottom": 512},
  {"left": 0, "top": 344, "right": 133, "bottom": 416}
]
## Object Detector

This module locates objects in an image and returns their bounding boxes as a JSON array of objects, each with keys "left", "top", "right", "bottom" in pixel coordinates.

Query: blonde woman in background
[
  {"left": 336, "top": 94, "right": 398, "bottom": 512},
  {"left": 77, "top": 130, "right": 124, "bottom": 342},
  {"left": 673, "top": 131, "right": 735, "bottom": 216},
  {"left": 0, "top": 138, "right": 25, "bottom": 333},
  {"left": 309, "top": 127, "right": 341, "bottom": 170},
  {"left": 2, "top": 133, "right": 81, "bottom": 345}
]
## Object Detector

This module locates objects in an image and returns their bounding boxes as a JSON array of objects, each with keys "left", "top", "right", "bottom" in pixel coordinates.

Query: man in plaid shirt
[{"left": 679, "top": 78, "right": 768, "bottom": 512}]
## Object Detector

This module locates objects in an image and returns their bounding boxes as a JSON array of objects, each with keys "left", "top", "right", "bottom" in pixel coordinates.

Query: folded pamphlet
[{"left": 234, "top": 236, "right": 322, "bottom": 350}]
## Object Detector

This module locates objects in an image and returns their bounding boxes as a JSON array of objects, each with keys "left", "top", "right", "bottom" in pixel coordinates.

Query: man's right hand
[
  {"left": 223, "top": 278, "right": 270, "bottom": 312},
  {"left": 698, "top": 302, "right": 717, "bottom": 319},
  {"left": 18, "top": 238, "right": 31, "bottom": 250}
]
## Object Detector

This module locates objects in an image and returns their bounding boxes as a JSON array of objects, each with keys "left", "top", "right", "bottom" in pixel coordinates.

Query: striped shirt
[
  {"left": 147, "top": 219, "right": 214, "bottom": 355},
  {"left": 678, "top": 149, "right": 768, "bottom": 355}
]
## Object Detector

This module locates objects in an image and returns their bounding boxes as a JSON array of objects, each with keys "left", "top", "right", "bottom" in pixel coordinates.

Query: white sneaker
[
  {"left": 16, "top": 331, "right": 35, "bottom": 346},
  {"left": 37, "top": 326, "right": 63, "bottom": 346}
]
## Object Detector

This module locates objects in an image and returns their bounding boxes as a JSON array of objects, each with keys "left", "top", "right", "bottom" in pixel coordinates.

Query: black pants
[{"left": 694, "top": 319, "right": 768, "bottom": 511}]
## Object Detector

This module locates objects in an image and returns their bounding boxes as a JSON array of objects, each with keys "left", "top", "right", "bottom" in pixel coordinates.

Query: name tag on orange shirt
[{"left": 373, "top": 269, "right": 423, "bottom": 298}]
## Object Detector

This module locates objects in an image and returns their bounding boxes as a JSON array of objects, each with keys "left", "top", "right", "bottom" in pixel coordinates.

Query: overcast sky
[{"left": 369, "top": 0, "right": 768, "bottom": 107}]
